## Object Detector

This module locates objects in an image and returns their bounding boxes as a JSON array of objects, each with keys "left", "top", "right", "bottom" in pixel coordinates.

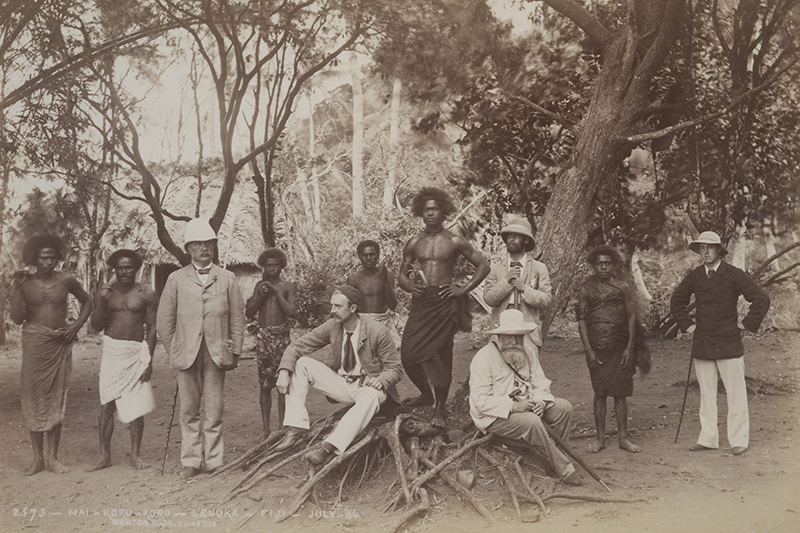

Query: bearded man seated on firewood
[{"left": 469, "top": 309, "right": 581, "bottom": 485}]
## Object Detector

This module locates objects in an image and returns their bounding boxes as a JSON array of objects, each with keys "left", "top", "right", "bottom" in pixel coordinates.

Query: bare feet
[
  {"left": 130, "top": 455, "right": 148, "bottom": 470},
  {"left": 46, "top": 457, "right": 69, "bottom": 474},
  {"left": 619, "top": 439, "right": 641, "bottom": 453},
  {"left": 587, "top": 440, "right": 606, "bottom": 453},
  {"left": 257, "top": 430, "right": 270, "bottom": 444},
  {"left": 23, "top": 458, "right": 45, "bottom": 476},
  {"left": 429, "top": 412, "right": 447, "bottom": 428},
  {"left": 86, "top": 456, "right": 112, "bottom": 472},
  {"left": 404, "top": 395, "right": 434, "bottom": 407}
]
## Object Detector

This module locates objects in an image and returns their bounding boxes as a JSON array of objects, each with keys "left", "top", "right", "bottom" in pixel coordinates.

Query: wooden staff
[
  {"left": 675, "top": 355, "right": 693, "bottom": 443},
  {"left": 543, "top": 423, "right": 611, "bottom": 493},
  {"left": 160, "top": 383, "right": 179, "bottom": 475}
]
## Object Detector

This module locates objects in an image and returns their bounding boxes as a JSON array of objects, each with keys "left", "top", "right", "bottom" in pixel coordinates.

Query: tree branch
[
  {"left": 626, "top": 54, "right": 800, "bottom": 143},
  {"left": 502, "top": 91, "right": 577, "bottom": 136},
  {"left": 536, "top": 0, "right": 611, "bottom": 48},
  {"left": 751, "top": 242, "right": 800, "bottom": 279},
  {"left": 762, "top": 261, "right": 800, "bottom": 287}
]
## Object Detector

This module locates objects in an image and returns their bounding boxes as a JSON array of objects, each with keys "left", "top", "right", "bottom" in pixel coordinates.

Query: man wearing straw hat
[
  {"left": 469, "top": 309, "right": 581, "bottom": 485},
  {"left": 670, "top": 231, "right": 769, "bottom": 455},
  {"left": 484, "top": 217, "right": 552, "bottom": 363},
  {"left": 157, "top": 218, "right": 245, "bottom": 479}
]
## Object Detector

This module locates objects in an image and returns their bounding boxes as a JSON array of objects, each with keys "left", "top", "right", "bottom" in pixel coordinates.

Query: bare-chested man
[
  {"left": 398, "top": 188, "right": 490, "bottom": 427},
  {"left": 10, "top": 235, "right": 92, "bottom": 475},
  {"left": 346, "top": 240, "right": 400, "bottom": 345},
  {"left": 245, "top": 248, "right": 296, "bottom": 442},
  {"left": 88, "top": 250, "right": 158, "bottom": 471}
]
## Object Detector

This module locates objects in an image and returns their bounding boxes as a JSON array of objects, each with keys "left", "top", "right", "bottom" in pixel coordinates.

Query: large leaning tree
[{"left": 528, "top": 0, "right": 799, "bottom": 331}]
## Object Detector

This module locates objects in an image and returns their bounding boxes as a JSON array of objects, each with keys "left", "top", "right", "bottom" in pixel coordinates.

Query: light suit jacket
[
  {"left": 157, "top": 263, "right": 245, "bottom": 371},
  {"left": 278, "top": 315, "right": 403, "bottom": 402},
  {"left": 469, "top": 341, "right": 554, "bottom": 431},
  {"left": 483, "top": 255, "right": 552, "bottom": 347}
]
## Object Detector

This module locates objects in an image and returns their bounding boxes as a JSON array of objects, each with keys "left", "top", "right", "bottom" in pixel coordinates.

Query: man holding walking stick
[{"left": 670, "top": 231, "right": 769, "bottom": 455}]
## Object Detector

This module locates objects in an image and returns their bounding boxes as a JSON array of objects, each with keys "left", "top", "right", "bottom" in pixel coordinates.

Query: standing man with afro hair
[
  {"left": 398, "top": 187, "right": 490, "bottom": 428},
  {"left": 88, "top": 249, "right": 158, "bottom": 471},
  {"left": 245, "top": 248, "right": 296, "bottom": 442},
  {"left": 11, "top": 234, "right": 92, "bottom": 475}
]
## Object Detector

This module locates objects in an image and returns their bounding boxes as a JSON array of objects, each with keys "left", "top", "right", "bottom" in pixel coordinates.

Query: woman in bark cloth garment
[{"left": 577, "top": 246, "right": 650, "bottom": 454}]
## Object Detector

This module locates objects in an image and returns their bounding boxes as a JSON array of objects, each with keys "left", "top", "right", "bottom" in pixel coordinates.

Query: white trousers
[
  {"left": 283, "top": 357, "right": 386, "bottom": 453},
  {"left": 694, "top": 357, "right": 749, "bottom": 449}
]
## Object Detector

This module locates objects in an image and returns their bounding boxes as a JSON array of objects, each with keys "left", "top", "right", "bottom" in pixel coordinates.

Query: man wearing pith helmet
[
  {"left": 670, "top": 231, "right": 769, "bottom": 456},
  {"left": 484, "top": 217, "right": 552, "bottom": 364},
  {"left": 157, "top": 218, "right": 245, "bottom": 479}
]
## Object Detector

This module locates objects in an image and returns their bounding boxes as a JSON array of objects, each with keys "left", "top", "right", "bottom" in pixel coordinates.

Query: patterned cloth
[
  {"left": 254, "top": 324, "right": 291, "bottom": 389},
  {"left": 21, "top": 323, "right": 72, "bottom": 432},
  {"left": 99, "top": 336, "right": 151, "bottom": 406}
]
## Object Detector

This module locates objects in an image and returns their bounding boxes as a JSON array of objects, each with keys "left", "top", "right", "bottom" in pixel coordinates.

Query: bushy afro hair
[
  {"left": 22, "top": 234, "right": 66, "bottom": 265},
  {"left": 107, "top": 249, "right": 144, "bottom": 270},
  {"left": 258, "top": 248, "right": 287, "bottom": 269},
  {"left": 410, "top": 187, "right": 457, "bottom": 218},
  {"left": 586, "top": 245, "right": 624, "bottom": 267}
]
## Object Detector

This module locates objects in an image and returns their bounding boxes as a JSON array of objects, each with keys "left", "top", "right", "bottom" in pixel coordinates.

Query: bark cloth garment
[
  {"left": 576, "top": 276, "right": 650, "bottom": 397},
  {"left": 99, "top": 336, "right": 152, "bottom": 408},
  {"left": 20, "top": 322, "right": 72, "bottom": 432},
  {"left": 251, "top": 323, "right": 291, "bottom": 389},
  {"left": 400, "top": 287, "right": 472, "bottom": 387}
]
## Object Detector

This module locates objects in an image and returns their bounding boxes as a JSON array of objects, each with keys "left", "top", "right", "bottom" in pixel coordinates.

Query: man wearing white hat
[
  {"left": 157, "top": 218, "right": 245, "bottom": 479},
  {"left": 469, "top": 309, "right": 581, "bottom": 485},
  {"left": 484, "top": 217, "right": 552, "bottom": 362},
  {"left": 670, "top": 231, "right": 769, "bottom": 455}
]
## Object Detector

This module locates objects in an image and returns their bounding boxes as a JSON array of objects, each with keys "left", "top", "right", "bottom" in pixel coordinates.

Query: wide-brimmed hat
[
  {"left": 486, "top": 309, "right": 537, "bottom": 335},
  {"left": 184, "top": 218, "right": 218, "bottom": 250},
  {"left": 500, "top": 218, "right": 535, "bottom": 252},
  {"left": 689, "top": 231, "right": 728, "bottom": 256}
]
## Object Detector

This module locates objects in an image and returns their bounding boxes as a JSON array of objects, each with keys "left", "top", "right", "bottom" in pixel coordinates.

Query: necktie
[
  {"left": 510, "top": 261, "right": 523, "bottom": 269},
  {"left": 707, "top": 269, "right": 715, "bottom": 280},
  {"left": 510, "top": 262, "right": 523, "bottom": 309},
  {"left": 342, "top": 331, "right": 355, "bottom": 373}
]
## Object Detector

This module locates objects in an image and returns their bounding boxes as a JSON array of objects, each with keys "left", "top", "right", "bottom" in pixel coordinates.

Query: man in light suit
[
  {"left": 157, "top": 218, "right": 245, "bottom": 479},
  {"left": 483, "top": 218, "right": 552, "bottom": 362},
  {"left": 275, "top": 286, "right": 403, "bottom": 465}
]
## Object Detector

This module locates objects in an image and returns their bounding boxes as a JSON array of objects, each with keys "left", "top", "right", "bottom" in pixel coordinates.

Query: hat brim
[
  {"left": 500, "top": 231, "right": 535, "bottom": 252},
  {"left": 689, "top": 241, "right": 728, "bottom": 255},
  {"left": 486, "top": 325, "right": 538, "bottom": 335}
]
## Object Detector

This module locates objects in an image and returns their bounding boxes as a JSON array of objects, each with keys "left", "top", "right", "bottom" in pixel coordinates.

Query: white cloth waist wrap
[{"left": 99, "top": 336, "right": 150, "bottom": 405}]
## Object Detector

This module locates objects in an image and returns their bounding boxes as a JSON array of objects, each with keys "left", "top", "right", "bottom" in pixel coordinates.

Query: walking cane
[
  {"left": 543, "top": 423, "right": 611, "bottom": 493},
  {"left": 161, "top": 382, "right": 179, "bottom": 475},
  {"left": 674, "top": 355, "right": 694, "bottom": 444}
]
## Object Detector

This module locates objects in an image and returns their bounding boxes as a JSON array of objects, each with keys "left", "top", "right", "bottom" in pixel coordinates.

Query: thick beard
[{"left": 501, "top": 346, "right": 529, "bottom": 376}]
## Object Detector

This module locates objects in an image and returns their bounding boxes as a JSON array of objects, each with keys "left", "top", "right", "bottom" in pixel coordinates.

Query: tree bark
[
  {"left": 350, "top": 51, "right": 364, "bottom": 218},
  {"left": 382, "top": 77, "right": 402, "bottom": 210}
]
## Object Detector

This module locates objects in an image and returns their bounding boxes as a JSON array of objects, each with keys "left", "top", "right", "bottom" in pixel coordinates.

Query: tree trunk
[
  {"left": 382, "top": 77, "right": 402, "bottom": 210},
  {"left": 630, "top": 250, "right": 652, "bottom": 320},
  {"left": 729, "top": 222, "right": 747, "bottom": 269},
  {"left": 764, "top": 224, "right": 779, "bottom": 271},
  {"left": 350, "top": 51, "right": 364, "bottom": 218},
  {"left": 306, "top": 91, "right": 322, "bottom": 231},
  {"left": 537, "top": 1, "right": 684, "bottom": 332}
]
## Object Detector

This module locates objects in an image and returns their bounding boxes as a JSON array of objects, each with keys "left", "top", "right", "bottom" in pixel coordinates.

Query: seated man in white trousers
[
  {"left": 470, "top": 309, "right": 581, "bottom": 485},
  {"left": 275, "top": 286, "right": 403, "bottom": 464}
]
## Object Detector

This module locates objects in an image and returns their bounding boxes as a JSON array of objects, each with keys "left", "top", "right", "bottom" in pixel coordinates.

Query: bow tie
[{"left": 196, "top": 267, "right": 211, "bottom": 275}]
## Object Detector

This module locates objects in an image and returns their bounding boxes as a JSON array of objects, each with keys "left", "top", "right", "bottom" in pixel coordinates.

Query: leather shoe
[
  {"left": 274, "top": 427, "right": 308, "bottom": 452},
  {"left": 732, "top": 446, "right": 748, "bottom": 455},
  {"left": 689, "top": 443, "right": 714, "bottom": 452},
  {"left": 180, "top": 466, "right": 201, "bottom": 480},
  {"left": 305, "top": 447, "right": 332, "bottom": 466},
  {"left": 562, "top": 471, "right": 582, "bottom": 486}
]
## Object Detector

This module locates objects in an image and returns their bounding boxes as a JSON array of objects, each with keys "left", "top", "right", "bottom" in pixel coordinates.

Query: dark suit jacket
[
  {"left": 278, "top": 315, "right": 403, "bottom": 401},
  {"left": 670, "top": 261, "right": 770, "bottom": 360}
]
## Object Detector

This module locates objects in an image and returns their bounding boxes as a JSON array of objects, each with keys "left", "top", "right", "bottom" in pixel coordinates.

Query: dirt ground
[{"left": 1, "top": 327, "right": 798, "bottom": 533}]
